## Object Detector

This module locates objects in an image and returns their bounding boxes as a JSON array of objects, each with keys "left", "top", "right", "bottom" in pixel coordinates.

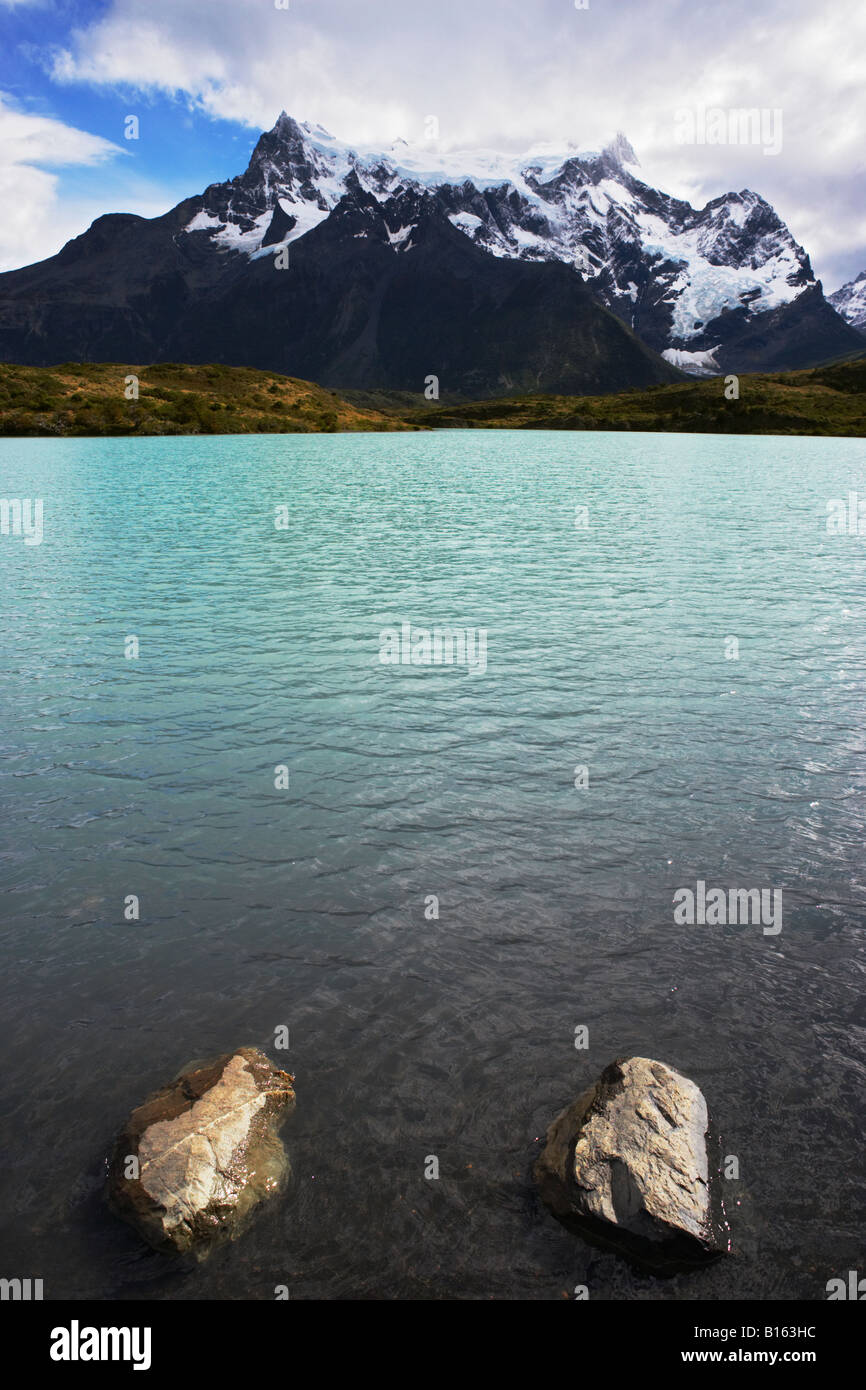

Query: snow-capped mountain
[
  {"left": 828, "top": 272, "right": 866, "bottom": 334},
  {"left": 179, "top": 113, "right": 846, "bottom": 376},
  {"left": 0, "top": 112, "right": 860, "bottom": 392}
]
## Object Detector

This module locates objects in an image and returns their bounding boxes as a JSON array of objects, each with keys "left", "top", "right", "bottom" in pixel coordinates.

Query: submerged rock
[
  {"left": 107, "top": 1047, "right": 295, "bottom": 1256},
  {"left": 535, "top": 1056, "right": 724, "bottom": 1270}
]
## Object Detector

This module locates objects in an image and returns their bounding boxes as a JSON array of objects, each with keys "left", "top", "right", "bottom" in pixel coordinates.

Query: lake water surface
[{"left": 1, "top": 429, "right": 865, "bottom": 1300}]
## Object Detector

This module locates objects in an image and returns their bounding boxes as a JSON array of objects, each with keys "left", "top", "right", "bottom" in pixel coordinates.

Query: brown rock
[
  {"left": 535, "top": 1056, "right": 725, "bottom": 1270},
  {"left": 106, "top": 1047, "right": 295, "bottom": 1256}
]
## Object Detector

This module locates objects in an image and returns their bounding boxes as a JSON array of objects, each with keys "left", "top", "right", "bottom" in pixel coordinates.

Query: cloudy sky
[{"left": 1, "top": 0, "right": 863, "bottom": 288}]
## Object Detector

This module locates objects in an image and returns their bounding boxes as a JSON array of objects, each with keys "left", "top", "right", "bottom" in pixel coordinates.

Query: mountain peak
[
  {"left": 602, "top": 132, "right": 639, "bottom": 167},
  {"left": 273, "top": 110, "right": 301, "bottom": 135},
  {"left": 176, "top": 112, "right": 847, "bottom": 374},
  {"left": 244, "top": 112, "right": 325, "bottom": 187},
  {"left": 1, "top": 108, "right": 857, "bottom": 386},
  {"left": 828, "top": 270, "right": 866, "bottom": 331}
]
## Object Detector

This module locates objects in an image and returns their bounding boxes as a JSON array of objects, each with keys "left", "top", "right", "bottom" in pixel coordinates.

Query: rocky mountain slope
[{"left": 829, "top": 272, "right": 866, "bottom": 334}]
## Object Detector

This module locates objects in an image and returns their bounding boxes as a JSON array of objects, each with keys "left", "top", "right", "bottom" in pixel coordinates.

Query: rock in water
[
  {"left": 535, "top": 1056, "right": 724, "bottom": 1270},
  {"left": 107, "top": 1047, "right": 295, "bottom": 1256}
]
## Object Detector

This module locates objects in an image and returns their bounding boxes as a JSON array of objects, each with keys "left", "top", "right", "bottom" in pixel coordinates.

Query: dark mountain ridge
[{"left": 0, "top": 112, "right": 859, "bottom": 395}]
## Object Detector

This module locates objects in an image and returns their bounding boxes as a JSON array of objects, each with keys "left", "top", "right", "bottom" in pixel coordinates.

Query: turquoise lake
[{"left": 1, "top": 428, "right": 865, "bottom": 1299}]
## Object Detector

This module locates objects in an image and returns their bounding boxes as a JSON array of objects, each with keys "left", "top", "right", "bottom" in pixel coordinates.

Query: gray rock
[
  {"left": 535, "top": 1056, "right": 725, "bottom": 1269},
  {"left": 106, "top": 1047, "right": 295, "bottom": 1256}
]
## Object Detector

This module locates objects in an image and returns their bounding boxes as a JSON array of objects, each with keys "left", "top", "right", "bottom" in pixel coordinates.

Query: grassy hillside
[
  {"left": 394, "top": 358, "right": 866, "bottom": 436},
  {"left": 0, "top": 362, "right": 419, "bottom": 436},
  {"left": 1, "top": 357, "right": 864, "bottom": 438}
]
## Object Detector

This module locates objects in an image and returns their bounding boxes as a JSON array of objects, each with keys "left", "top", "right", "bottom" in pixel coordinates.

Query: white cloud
[
  {"left": 0, "top": 95, "right": 126, "bottom": 270},
  {"left": 37, "top": 0, "right": 866, "bottom": 288},
  {"left": 0, "top": 95, "right": 117, "bottom": 168}
]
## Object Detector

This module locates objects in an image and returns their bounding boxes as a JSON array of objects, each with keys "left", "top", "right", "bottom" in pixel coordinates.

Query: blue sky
[
  {"left": 0, "top": 0, "right": 263, "bottom": 255},
  {"left": 1, "top": 0, "right": 864, "bottom": 289}
]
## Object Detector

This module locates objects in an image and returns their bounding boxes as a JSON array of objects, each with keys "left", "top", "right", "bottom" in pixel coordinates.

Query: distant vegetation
[
  {"left": 0, "top": 357, "right": 863, "bottom": 437},
  {"left": 0, "top": 362, "right": 418, "bottom": 436},
  {"left": 389, "top": 358, "right": 866, "bottom": 436}
]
